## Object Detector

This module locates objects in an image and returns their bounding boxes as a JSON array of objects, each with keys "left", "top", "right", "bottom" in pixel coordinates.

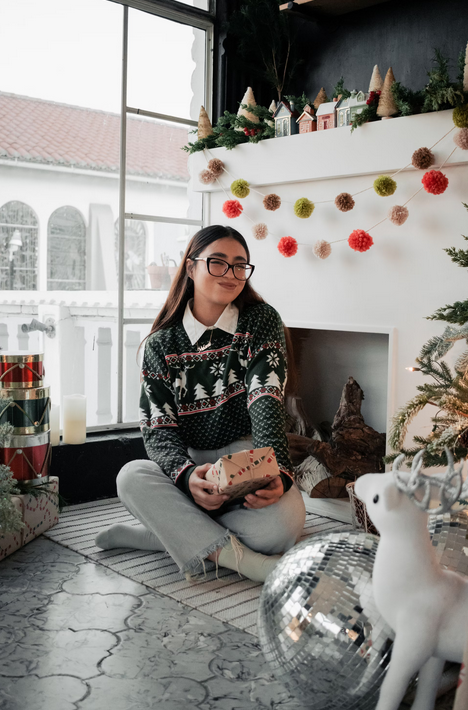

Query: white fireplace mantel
[
  {"left": 189, "top": 109, "right": 467, "bottom": 190},
  {"left": 187, "top": 109, "right": 468, "bottom": 449}
]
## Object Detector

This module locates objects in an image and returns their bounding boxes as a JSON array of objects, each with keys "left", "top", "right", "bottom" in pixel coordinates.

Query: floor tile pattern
[{"left": 44, "top": 498, "right": 346, "bottom": 636}]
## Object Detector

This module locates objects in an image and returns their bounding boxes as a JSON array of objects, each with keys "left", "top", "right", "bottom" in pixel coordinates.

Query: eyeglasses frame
[{"left": 190, "top": 257, "right": 255, "bottom": 281}]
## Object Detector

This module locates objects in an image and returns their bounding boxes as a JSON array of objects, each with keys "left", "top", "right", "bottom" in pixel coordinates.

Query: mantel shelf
[{"left": 188, "top": 109, "right": 466, "bottom": 192}]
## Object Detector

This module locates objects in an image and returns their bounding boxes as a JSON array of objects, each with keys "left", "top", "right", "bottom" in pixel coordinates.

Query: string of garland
[
  {"left": 184, "top": 48, "right": 468, "bottom": 153},
  {"left": 199, "top": 110, "right": 466, "bottom": 260}
]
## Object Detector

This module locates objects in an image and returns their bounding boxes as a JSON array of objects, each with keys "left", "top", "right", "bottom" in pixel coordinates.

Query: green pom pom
[
  {"left": 294, "top": 197, "right": 315, "bottom": 218},
  {"left": 374, "top": 175, "right": 397, "bottom": 196},
  {"left": 231, "top": 179, "right": 250, "bottom": 198},
  {"left": 453, "top": 104, "right": 468, "bottom": 128}
]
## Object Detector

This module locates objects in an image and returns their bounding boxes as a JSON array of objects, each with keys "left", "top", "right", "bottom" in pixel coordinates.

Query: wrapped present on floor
[
  {"left": 205, "top": 447, "right": 280, "bottom": 500},
  {"left": 0, "top": 476, "right": 59, "bottom": 561}
]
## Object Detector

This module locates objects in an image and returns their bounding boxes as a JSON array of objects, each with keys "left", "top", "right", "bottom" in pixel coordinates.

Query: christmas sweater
[{"left": 139, "top": 302, "right": 295, "bottom": 508}]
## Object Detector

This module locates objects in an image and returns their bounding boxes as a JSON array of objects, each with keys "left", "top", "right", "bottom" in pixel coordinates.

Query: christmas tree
[
  {"left": 0, "top": 463, "right": 24, "bottom": 538},
  {"left": 387, "top": 204, "right": 468, "bottom": 467},
  {"left": 368, "top": 65, "right": 383, "bottom": 92},
  {"left": 377, "top": 67, "right": 398, "bottom": 118},
  {"left": 313, "top": 88, "right": 328, "bottom": 109}
]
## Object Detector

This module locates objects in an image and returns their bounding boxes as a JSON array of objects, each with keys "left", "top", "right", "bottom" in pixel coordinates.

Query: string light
[{"left": 406, "top": 367, "right": 421, "bottom": 372}]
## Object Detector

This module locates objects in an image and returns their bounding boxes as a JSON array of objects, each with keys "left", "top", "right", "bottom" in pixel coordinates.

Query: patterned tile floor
[{"left": 0, "top": 535, "right": 457, "bottom": 710}]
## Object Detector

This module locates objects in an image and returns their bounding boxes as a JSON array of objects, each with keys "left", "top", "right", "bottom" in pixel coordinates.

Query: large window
[
  {"left": 48, "top": 206, "right": 87, "bottom": 290},
  {"left": 0, "top": 0, "right": 213, "bottom": 430}
]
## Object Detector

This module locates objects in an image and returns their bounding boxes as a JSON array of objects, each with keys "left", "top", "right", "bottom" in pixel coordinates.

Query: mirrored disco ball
[
  {"left": 428, "top": 510, "right": 468, "bottom": 574},
  {"left": 257, "top": 530, "right": 394, "bottom": 709}
]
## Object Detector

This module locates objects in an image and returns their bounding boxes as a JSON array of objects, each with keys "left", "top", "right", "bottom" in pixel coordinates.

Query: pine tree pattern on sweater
[{"left": 140, "top": 302, "right": 294, "bottom": 498}]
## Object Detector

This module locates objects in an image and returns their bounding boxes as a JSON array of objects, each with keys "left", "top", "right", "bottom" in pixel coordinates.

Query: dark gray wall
[
  {"left": 292, "top": 0, "right": 468, "bottom": 99},
  {"left": 217, "top": 0, "right": 468, "bottom": 118}
]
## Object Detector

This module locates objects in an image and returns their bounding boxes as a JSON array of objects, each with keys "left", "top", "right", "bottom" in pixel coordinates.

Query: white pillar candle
[
  {"left": 50, "top": 404, "right": 61, "bottom": 446},
  {"left": 62, "top": 395, "right": 86, "bottom": 445}
]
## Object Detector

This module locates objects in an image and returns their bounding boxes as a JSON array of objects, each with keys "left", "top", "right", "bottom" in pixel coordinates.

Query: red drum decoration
[
  {"left": 0, "top": 353, "right": 44, "bottom": 389},
  {"left": 0, "top": 432, "right": 51, "bottom": 485},
  {"left": 0, "top": 387, "right": 50, "bottom": 435}
]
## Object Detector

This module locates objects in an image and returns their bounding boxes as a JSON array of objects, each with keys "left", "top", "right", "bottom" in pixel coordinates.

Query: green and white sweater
[{"left": 139, "top": 302, "right": 294, "bottom": 507}]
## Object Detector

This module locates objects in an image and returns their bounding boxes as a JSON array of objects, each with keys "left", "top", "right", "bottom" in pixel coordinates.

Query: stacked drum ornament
[{"left": 0, "top": 352, "right": 51, "bottom": 486}]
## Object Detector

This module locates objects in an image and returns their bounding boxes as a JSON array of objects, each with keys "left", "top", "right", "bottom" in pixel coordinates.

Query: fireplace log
[{"left": 289, "top": 377, "right": 386, "bottom": 498}]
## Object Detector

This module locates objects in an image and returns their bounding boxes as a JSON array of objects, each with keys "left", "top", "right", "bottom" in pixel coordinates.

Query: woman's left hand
[{"left": 243, "top": 476, "right": 284, "bottom": 509}]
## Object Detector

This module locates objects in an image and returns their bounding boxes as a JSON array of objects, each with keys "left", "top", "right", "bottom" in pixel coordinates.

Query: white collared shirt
[{"left": 182, "top": 299, "right": 239, "bottom": 345}]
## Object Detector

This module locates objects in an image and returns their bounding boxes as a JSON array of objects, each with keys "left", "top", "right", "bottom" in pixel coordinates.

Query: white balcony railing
[{"left": 1, "top": 291, "right": 164, "bottom": 430}]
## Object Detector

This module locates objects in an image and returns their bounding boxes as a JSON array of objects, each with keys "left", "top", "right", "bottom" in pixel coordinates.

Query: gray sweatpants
[{"left": 116, "top": 438, "right": 306, "bottom": 576}]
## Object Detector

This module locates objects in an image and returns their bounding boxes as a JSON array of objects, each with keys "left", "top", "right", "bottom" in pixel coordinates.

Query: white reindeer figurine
[{"left": 355, "top": 449, "right": 468, "bottom": 710}]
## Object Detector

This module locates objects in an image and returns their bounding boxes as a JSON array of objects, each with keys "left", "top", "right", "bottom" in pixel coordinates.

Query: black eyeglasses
[{"left": 191, "top": 257, "right": 255, "bottom": 281}]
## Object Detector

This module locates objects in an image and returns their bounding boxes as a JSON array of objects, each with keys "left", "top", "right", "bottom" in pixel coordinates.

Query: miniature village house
[
  {"left": 336, "top": 90, "right": 368, "bottom": 127},
  {"left": 316, "top": 97, "right": 342, "bottom": 130},
  {"left": 296, "top": 104, "right": 317, "bottom": 133},
  {"left": 273, "top": 100, "right": 299, "bottom": 137}
]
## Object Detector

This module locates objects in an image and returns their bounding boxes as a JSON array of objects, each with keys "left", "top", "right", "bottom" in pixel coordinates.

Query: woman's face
[{"left": 187, "top": 237, "right": 248, "bottom": 308}]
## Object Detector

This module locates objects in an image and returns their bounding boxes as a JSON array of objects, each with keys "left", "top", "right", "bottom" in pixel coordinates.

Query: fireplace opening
[{"left": 287, "top": 327, "right": 390, "bottom": 436}]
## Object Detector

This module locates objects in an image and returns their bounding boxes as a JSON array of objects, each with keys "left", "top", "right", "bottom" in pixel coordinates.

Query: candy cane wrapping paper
[{"left": 205, "top": 447, "right": 280, "bottom": 500}]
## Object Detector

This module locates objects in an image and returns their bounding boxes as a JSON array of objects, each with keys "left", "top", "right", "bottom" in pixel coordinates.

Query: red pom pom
[
  {"left": 222, "top": 200, "right": 243, "bottom": 218},
  {"left": 348, "top": 229, "right": 374, "bottom": 253},
  {"left": 277, "top": 236, "right": 298, "bottom": 257},
  {"left": 421, "top": 170, "right": 449, "bottom": 195},
  {"left": 243, "top": 128, "right": 250, "bottom": 136}
]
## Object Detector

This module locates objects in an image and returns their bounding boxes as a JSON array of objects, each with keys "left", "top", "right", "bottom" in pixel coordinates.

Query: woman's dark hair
[
  {"left": 145, "top": 224, "right": 297, "bottom": 395},
  {"left": 148, "top": 225, "right": 264, "bottom": 334}
]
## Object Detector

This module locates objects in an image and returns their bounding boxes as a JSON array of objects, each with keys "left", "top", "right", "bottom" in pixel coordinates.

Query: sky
[{"left": 1, "top": 0, "right": 202, "bottom": 119}]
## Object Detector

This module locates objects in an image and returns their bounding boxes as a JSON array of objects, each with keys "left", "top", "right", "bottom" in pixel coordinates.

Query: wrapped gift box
[
  {"left": 205, "top": 447, "right": 280, "bottom": 500},
  {"left": 0, "top": 476, "right": 59, "bottom": 561}
]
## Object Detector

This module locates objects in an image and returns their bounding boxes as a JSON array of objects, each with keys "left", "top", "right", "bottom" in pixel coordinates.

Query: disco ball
[
  {"left": 428, "top": 510, "right": 468, "bottom": 574},
  {"left": 257, "top": 530, "right": 394, "bottom": 709}
]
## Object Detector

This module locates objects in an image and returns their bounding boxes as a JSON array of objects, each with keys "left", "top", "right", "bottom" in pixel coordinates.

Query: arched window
[
  {"left": 48, "top": 206, "right": 86, "bottom": 290},
  {"left": 114, "top": 219, "right": 147, "bottom": 289},
  {"left": 0, "top": 201, "right": 39, "bottom": 290}
]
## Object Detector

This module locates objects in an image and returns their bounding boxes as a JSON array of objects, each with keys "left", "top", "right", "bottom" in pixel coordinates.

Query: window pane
[
  {"left": 121, "top": 220, "right": 194, "bottom": 309},
  {"left": 125, "top": 115, "right": 201, "bottom": 220},
  {"left": 0, "top": 0, "right": 121, "bottom": 430},
  {"left": 122, "top": 324, "right": 148, "bottom": 424},
  {"left": 174, "top": 0, "right": 210, "bottom": 9},
  {"left": 127, "top": 9, "right": 206, "bottom": 122}
]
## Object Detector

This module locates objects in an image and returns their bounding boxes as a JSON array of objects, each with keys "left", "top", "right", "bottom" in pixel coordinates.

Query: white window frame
[{"left": 104, "top": 0, "right": 214, "bottom": 429}]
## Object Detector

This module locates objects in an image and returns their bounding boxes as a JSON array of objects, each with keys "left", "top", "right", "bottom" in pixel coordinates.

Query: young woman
[{"left": 96, "top": 225, "right": 306, "bottom": 582}]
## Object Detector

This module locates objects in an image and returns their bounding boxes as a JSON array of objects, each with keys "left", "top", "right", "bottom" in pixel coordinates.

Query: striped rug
[{"left": 44, "top": 497, "right": 348, "bottom": 636}]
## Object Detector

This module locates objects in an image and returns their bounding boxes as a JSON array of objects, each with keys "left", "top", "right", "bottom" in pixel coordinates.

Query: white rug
[{"left": 44, "top": 497, "right": 348, "bottom": 636}]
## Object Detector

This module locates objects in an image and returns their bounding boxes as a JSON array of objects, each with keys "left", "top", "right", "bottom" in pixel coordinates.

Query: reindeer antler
[{"left": 393, "top": 448, "right": 465, "bottom": 513}]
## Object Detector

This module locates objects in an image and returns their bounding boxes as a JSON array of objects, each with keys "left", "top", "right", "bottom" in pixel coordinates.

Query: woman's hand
[
  {"left": 243, "top": 476, "right": 284, "bottom": 509},
  {"left": 188, "top": 464, "right": 230, "bottom": 511}
]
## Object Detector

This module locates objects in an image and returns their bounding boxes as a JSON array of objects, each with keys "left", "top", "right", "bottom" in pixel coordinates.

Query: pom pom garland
[
  {"left": 348, "top": 230, "right": 374, "bottom": 252},
  {"left": 453, "top": 104, "right": 468, "bottom": 128},
  {"left": 277, "top": 236, "right": 298, "bottom": 257},
  {"left": 374, "top": 175, "right": 397, "bottom": 196},
  {"left": 335, "top": 192, "right": 355, "bottom": 212},
  {"left": 294, "top": 197, "right": 315, "bottom": 219},
  {"left": 313, "top": 240, "right": 332, "bottom": 259},
  {"left": 411, "top": 147, "right": 435, "bottom": 170},
  {"left": 263, "top": 193, "right": 281, "bottom": 211},
  {"left": 421, "top": 170, "right": 449, "bottom": 195},
  {"left": 454, "top": 128, "right": 468, "bottom": 150},
  {"left": 231, "top": 179, "right": 250, "bottom": 198},
  {"left": 207, "top": 158, "right": 224, "bottom": 177},
  {"left": 222, "top": 200, "right": 243, "bottom": 218},
  {"left": 253, "top": 223, "right": 268, "bottom": 240},
  {"left": 199, "top": 169, "right": 216, "bottom": 185},
  {"left": 389, "top": 205, "right": 409, "bottom": 225}
]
